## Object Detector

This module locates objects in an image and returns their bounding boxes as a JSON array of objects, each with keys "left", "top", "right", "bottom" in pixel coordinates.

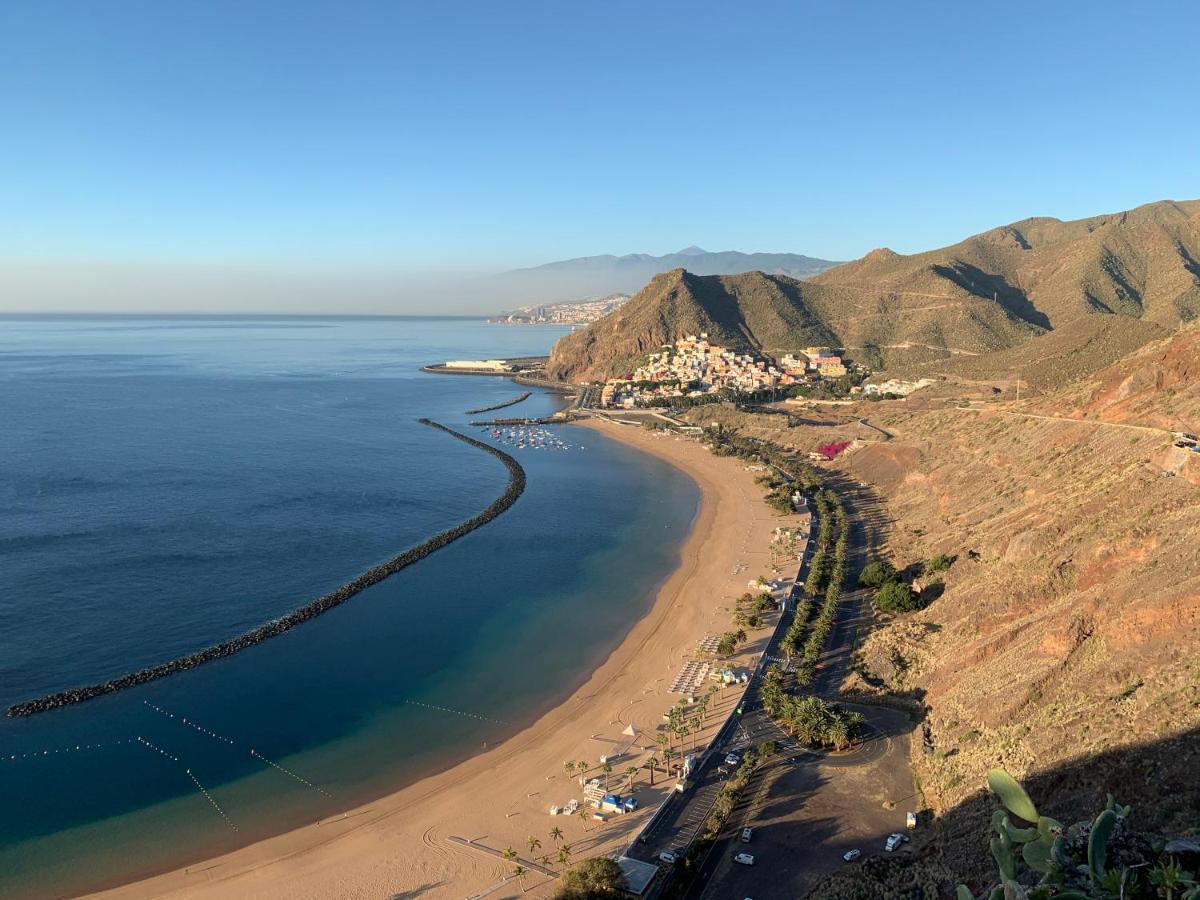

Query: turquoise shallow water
[{"left": 0, "top": 317, "right": 699, "bottom": 898}]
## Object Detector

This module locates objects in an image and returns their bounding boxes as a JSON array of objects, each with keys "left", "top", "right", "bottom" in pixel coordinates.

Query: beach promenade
[{"left": 94, "top": 419, "right": 803, "bottom": 900}]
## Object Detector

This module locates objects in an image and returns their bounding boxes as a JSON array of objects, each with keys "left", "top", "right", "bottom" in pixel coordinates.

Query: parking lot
[{"left": 694, "top": 705, "right": 918, "bottom": 899}]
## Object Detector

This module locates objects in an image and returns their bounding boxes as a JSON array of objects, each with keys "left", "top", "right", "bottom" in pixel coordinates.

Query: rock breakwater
[
  {"left": 7, "top": 420, "right": 526, "bottom": 718},
  {"left": 465, "top": 391, "right": 531, "bottom": 415}
]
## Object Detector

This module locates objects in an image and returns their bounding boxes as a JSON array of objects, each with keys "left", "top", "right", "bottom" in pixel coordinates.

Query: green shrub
[
  {"left": 554, "top": 857, "right": 626, "bottom": 898},
  {"left": 875, "top": 580, "right": 921, "bottom": 613},
  {"left": 859, "top": 560, "right": 897, "bottom": 588},
  {"left": 928, "top": 553, "right": 953, "bottom": 572}
]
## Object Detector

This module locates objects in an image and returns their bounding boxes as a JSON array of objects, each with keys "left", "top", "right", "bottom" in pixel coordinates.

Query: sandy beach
[{"left": 94, "top": 418, "right": 798, "bottom": 900}]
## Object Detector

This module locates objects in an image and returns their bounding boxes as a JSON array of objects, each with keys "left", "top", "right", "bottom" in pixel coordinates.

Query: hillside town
[{"left": 600, "top": 334, "right": 855, "bottom": 409}]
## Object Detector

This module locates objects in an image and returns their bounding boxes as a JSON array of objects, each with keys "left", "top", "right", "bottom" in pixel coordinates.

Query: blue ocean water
[{"left": 0, "top": 317, "right": 699, "bottom": 898}]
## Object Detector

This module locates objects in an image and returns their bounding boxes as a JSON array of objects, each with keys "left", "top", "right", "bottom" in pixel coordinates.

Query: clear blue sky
[{"left": 1, "top": 0, "right": 1197, "bottom": 311}]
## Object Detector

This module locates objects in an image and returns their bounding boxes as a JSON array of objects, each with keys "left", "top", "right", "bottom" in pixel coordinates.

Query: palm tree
[
  {"left": 558, "top": 844, "right": 572, "bottom": 867},
  {"left": 601, "top": 760, "right": 613, "bottom": 790},
  {"left": 828, "top": 717, "right": 851, "bottom": 751},
  {"left": 539, "top": 854, "right": 551, "bottom": 871},
  {"left": 527, "top": 835, "right": 541, "bottom": 857},
  {"left": 564, "top": 760, "right": 575, "bottom": 782},
  {"left": 663, "top": 747, "right": 675, "bottom": 774},
  {"left": 625, "top": 766, "right": 638, "bottom": 793},
  {"left": 513, "top": 864, "right": 528, "bottom": 893},
  {"left": 665, "top": 709, "right": 680, "bottom": 751},
  {"left": 645, "top": 756, "right": 658, "bottom": 786},
  {"left": 577, "top": 760, "right": 589, "bottom": 784},
  {"left": 502, "top": 847, "right": 517, "bottom": 862},
  {"left": 576, "top": 807, "right": 590, "bottom": 832},
  {"left": 549, "top": 826, "right": 564, "bottom": 846}
]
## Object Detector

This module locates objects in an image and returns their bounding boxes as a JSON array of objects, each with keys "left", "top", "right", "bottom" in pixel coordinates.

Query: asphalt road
[
  {"left": 626, "top": 452, "right": 919, "bottom": 900},
  {"left": 693, "top": 703, "right": 917, "bottom": 900},
  {"left": 688, "top": 479, "right": 918, "bottom": 899}
]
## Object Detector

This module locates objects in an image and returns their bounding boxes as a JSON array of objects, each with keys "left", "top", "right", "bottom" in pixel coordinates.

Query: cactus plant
[
  {"left": 987, "top": 768, "right": 1039, "bottom": 823},
  {"left": 1087, "top": 809, "right": 1117, "bottom": 880},
  {"left": 959, "top": 768, "right": 1181, "bottom": 899}
]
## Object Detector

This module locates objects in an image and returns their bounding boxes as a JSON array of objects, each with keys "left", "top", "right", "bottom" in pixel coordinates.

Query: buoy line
[
  {"left": 404, "top": 699, "right": 508, "bottom": 725},
  {"left": 142, "top": 700, "right": 333, "bottom": 797},
  {"left": 135, "top": 736, "right": 239, "bottom": 831},
  {"left": 8, "top": 420, "right": 526, "bottom": 718}
]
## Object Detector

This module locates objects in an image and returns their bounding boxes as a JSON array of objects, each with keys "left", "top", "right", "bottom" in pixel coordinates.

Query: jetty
[
  {"left": 465, "top": 391, "right": 531, "bottom": 415},
  {"left": 7, "top": 420, "right": 528, "bottom": 718}
]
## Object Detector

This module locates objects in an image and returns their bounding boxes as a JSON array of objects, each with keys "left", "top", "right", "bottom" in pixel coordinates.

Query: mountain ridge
[
  {"left": 485, "top": 248, "right": 842, "bottom": 306},
  {"left": 547, "top": 199, "right": 1200, "bottom": 386}
]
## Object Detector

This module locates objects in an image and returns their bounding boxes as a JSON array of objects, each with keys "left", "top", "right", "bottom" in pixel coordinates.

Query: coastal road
[
  {"left": 627, "top": 573, "right": 809, "bottom": 867},
  {"left": 684, "top": 475, "right": 919, "bottom": 899}
]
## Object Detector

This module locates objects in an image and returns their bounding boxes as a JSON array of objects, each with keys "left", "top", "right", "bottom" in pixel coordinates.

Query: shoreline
[{"left": 92, "top": 418, "right": 791, "bottom": 900}]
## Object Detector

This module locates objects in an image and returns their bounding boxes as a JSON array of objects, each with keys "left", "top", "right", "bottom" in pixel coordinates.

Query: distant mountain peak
[{"left": 488, "top": 247, "right": 842, "bottom": 307}]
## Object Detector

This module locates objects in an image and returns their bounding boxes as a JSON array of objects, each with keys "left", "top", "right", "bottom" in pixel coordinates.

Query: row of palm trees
[{"left": 561, "top": 758, "right": 640, "bottom": 792}]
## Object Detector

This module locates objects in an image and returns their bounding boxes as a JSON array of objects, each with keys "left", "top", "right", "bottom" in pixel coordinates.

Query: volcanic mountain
[
  {"left": 546, "top": 200, "right": 1200, "bottom": 385},
  {"left": 485, "top": 247, "right": 841, "bottom": 307}
]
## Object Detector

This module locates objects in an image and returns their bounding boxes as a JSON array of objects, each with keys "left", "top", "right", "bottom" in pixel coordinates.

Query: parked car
[
  {"left": 885, "top": 832, "right": 909, "bottom": 852},
  {"left": 658, "top": 850, "right": 678, "bottom": 864},
  {"left": 740, "top": 827, "right": 754, "bottom": 843},
  {"left": 842, "top": 849, "right": 861, "bottom": 862},
  {"left": 725, "top": 752, "right": 741, "bottom": 766},
  {"left": 733, "top": 852, "right": 755, "bottom": 866}
]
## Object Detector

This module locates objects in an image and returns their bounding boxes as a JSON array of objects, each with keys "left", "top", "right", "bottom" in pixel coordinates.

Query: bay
[{"left": 0, "top": 316, "right": 699, "bottom": 898}]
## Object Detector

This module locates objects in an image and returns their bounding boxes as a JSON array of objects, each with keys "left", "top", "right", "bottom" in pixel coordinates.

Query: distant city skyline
[{"left": 2, "top": 0, "right": 1198, "bottom": 312}]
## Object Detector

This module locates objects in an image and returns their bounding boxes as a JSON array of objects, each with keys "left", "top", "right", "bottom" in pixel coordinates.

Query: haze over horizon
[{"left": 2, "top": 0, "right": 1198, "bottom": 313}]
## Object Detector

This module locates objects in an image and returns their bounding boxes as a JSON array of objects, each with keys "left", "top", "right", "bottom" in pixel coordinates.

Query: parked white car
[
  {"left": 842, "top": 849, "right": 861, "bottom": 861},
  {"left": 733, "top": 852, "right": 755, "bottom": 866},
  {"left": 740, "top": 827, "right": 754, "bottom": 843},
  {"left": 659, "top": 850, "right": 678, "bottom": 864}
]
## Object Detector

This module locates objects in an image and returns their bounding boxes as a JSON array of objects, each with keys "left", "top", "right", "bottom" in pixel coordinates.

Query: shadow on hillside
[
  {"left": 932, "top": 261, "right": 1051, "bottom": 330},
  {"left": 931, "top": 725, "right": 1200, "bottom": 893}
]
